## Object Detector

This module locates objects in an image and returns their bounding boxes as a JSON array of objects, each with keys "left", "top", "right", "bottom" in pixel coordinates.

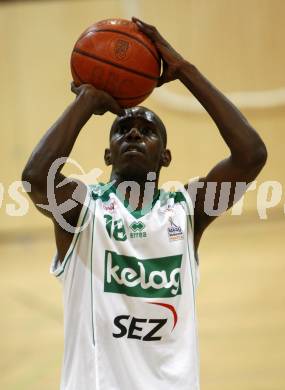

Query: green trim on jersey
[
  {"left": 90, "top": 208, "right": 96, "bottom": 346},
  {"left": 186, "top": 226, "right": 197, "bottom": 315},
  {"left": 91, "top": 182, "right": 161, "bottom": 219},
  {"left": 90, "top": 182, "right": 190, "bottom": 220}
]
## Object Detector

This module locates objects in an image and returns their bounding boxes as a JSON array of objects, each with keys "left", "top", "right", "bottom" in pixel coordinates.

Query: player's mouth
[{"left": 122, "top": 144, "right": 145, "bottom": 155}]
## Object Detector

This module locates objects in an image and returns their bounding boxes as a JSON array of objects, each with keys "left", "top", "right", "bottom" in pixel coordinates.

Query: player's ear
[
  {"left": 161, "top": 149, "right": 171, "bottom": 167},
  {"left": 104, "top": 148, "right": 112, "bottom": 166}
]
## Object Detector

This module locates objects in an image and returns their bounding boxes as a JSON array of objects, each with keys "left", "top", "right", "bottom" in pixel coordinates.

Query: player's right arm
[{"left": 22, "top": 83, "right": 123, "bottom": 262}]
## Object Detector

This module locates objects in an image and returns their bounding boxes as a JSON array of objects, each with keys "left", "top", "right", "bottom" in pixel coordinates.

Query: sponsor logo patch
[
  {"left": 168, "top": 217, "right": 184, "bottom": 241},
  {"left": 104, "top": 251, "right": 182, "bottom": 298}
]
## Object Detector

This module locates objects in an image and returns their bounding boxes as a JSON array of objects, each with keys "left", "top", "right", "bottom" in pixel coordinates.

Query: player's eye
[
  {"left": 140, "top": 127, "right": 152, "bottom": 136},
  {"left": 118, "top": 124, "right": 131, "bottom": 134}
]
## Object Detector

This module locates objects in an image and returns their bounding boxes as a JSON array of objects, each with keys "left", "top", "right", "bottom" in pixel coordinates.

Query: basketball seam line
[
  {"left": 89, "top": 28, "right": 160, "bottom": 64},
  {"left": 114, "top": 91, "right": 152, "bottom": 100},
  {"left": 73, "top": 48, "right": 159, "bottom": 81},
  {"left": 71, "top": 60, "right": 153, "bottom": 100}
]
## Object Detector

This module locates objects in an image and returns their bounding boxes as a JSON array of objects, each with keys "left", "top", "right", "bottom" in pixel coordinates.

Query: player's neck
[{"left": 109, "top": 173, "right": 159, "bottom": 211}]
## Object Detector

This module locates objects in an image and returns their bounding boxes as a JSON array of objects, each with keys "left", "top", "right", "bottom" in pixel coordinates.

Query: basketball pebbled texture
[{"left": 70, "top": 19, "right": 161, "bottom": 108}]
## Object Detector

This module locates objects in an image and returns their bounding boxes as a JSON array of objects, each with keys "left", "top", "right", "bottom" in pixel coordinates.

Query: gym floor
[{"left": 1, "top": 216, "right": 284, "bottom": 390}]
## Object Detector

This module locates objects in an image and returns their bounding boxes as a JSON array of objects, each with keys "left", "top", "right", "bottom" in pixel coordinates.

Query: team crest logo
[
  {"left": 129, "top": 221, "right": 147, "bottom": 238},
  {"left": 114, "top": 39, "right": 129, "bottom": 60},
  {"left": 168, "top": 217, "right": 184, "bottom": 241}
]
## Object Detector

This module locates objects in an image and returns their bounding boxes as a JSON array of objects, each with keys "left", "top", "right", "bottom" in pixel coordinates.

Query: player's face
[{"left": 105, "top": 107, "right": 171, "bottom": 180}]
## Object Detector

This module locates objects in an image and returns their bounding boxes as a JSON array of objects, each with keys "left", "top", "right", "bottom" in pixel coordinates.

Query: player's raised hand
[
  {"left": 132, "top": 17, "right": 185, "bottom": 87},
  {"left": 71, "top": 82, "right": 124, "bottom": 116}
]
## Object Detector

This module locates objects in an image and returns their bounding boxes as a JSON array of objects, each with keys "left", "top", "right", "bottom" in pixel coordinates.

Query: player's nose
[{"left": 126, "top": 127, "right": 142, "bottom": 140}]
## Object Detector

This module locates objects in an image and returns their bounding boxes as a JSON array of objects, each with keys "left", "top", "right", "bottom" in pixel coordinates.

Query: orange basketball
[{"left": 70, "top": 18, "right": 161, "bottom": 108}]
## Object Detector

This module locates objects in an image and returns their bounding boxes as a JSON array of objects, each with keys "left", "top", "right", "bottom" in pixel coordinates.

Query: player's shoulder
[{"left": 159, "top": 186, "right": 190, "bottom": 205}]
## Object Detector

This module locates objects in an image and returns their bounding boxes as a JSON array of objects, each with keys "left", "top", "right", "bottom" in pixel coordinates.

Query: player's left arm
[
  {"left": 133, "top": 17, "right": 267, "bottom": 250},
  {"left": 177, "top": 64, "right": 268, "bottom": 250}
]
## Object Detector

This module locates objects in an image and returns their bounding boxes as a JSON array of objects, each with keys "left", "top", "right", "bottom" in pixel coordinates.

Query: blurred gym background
[{"left": 0, "top": 0, "right": 284, "bottom": 389}]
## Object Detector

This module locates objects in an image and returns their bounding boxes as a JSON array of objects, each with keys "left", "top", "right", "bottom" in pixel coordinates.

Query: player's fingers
[
  {"left": 132, "top": 17, "right": 158, "bottom": 39},
  {"left": 132, "top": 17, "right": 151, "bottom": 27},
  {"left": 71, "top": 81, "right": 80, "bottom": 95},
  {"left": 157, "top": 61, "right": 168, "bottom": 87},
  {"left": 157, "top": 78, "right": 164, "bottom": 88},
  {"left": 108, "top": 100, "right": 125, "bottom": 117},
  {"left": 132, "top": 17, "right": 157, "bottom": 32},
  {"left": 157, "top": 75, "right": 167, "bottom": 88}
]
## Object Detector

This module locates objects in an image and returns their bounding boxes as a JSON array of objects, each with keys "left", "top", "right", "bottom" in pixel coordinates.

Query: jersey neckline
[{"left": 92, "top": 182, "right": 162, "bottom": 219}]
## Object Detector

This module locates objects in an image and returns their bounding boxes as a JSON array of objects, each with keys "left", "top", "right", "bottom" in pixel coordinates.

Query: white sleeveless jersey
[{"left": 51, "top": 183, "right": 200, "bottom": 390}]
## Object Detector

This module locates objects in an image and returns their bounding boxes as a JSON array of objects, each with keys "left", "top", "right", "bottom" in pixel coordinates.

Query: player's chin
[
  {"left": 120, "top": 162, "right": 151, "bottom": 179},
  {"left": 120, "top": 151, "right": 147, "bottom": 165}
]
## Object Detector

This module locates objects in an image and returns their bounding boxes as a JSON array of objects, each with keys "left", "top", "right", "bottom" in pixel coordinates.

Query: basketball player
[{"left": 22, "top": 18, "right": 267, "bottom": 390}]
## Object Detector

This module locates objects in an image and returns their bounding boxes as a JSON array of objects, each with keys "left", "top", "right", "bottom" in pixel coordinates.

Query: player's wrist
[{"left": 176, "top": 59, "right": 196, "bottom": 79}]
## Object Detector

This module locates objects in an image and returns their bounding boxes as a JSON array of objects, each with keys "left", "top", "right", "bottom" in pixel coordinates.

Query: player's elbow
[
  {"left": 249, "top": 141, "right": 268, "bottom": 169},
  {"left": 22, "top": 167, "right": 44, "bottom": 193},
  {"left": 22, "top": 167, "right": 34, "bottom": 185},
  {"left": 236, "top": 138, "right": 267, "bottom": 170}
]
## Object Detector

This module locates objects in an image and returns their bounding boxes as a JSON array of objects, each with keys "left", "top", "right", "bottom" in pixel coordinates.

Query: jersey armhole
[
  {"left": 179, "top": 184, "right": 200, "bottom": 286},
  {"left": 50, "top": 187, "right": 92, "bottom": 281}
]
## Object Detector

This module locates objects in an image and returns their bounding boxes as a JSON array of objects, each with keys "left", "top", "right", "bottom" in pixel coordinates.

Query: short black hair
[{"left": 110, "top": 106, "right": 167, "bottom": 147}]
